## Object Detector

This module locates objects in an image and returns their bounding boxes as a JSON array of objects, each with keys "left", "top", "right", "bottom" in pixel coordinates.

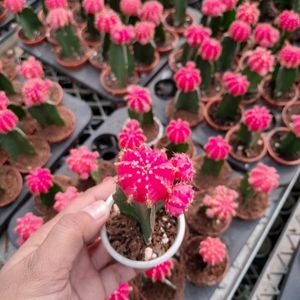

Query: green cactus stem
[
  {"left": 278, "top": 131, "right": 300, "bottom": 157},
  {"left": 133, "top": 42, "right": 155, "bottom": 67},
  {"left": 86, "top": 14, "right": 99, "bottom": 38},
  {"left": 200, "top": 156, "right": 224, "bottom": 177},
  {"left": 222, "top": 9, "right": 236, "bottom": 31},
  {"left": 275, "top": 67, "right": 298, "bottom": 96},
  {"left": 181, "top": 42, "right": 198, "bottom": 65},
  {"left": 128, "top": 108, "right": 155, "bottom": 127},
  {"left": 196, "top": 57, "right": 213, "bottom": 91},
  {"left": 40, "top": 183, "right": 63, "bottom": 207},
  {"left": 242, "top": 67, "right": 262, "bottom": 93},
  {"left": 108, "top": 0, "right": 120, "bottom": 12},
  {"left": 8, "top": 104, "right": 26, "bottom": 120},
  {"left": 217, "top": 36, "right": 238, "bottom": 72},
  {"left": 175, "top": 90, "right": 200, "bottom": 113},
  {"left": 0, "top": 128, "right": 36, "bottom": 160},
  {"left": 0, "top": 73, "right": 15, "bottom": 95},
  {"left": 155, "top": 23, "right": 166, "bottom": 44},
  {"left": 237, "top": 123, "right": 260, "bottom": 149},
  {"left": 239, "top": 174, "right": 255, "bottom": 201},
  {"left": 217, "top": 93, "right": 241, "bottom": 119},
  {"left": 28, "top": 103, "right": 64, "bottom": 128},
  {"left": 41, "top": 0, "right": 48, "bottom": 16},
  {"left": 166, "top": 142, "right": 189, "bottom": 158},
  {"left": 174, "top": 0, "right": 187, "bottom": 27},
  {"left": 16, "top": 8, "right": 43, "bottom": 40}
]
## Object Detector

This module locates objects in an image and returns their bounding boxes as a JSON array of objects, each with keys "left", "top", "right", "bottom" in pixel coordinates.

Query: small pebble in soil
[
  {"left": 257, "top": 139, "right": 263, "bottom": 146},
  {"left": 145, "top": 247, "right": 153, "bottom": 260}
]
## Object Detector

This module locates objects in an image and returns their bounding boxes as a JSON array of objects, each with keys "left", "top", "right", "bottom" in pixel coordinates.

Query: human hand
[{"left": 0, "top": 177, "right": 136, "bottom": 300}]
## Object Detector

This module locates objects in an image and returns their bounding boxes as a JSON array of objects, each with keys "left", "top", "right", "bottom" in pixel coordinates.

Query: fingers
[
  {"left": 99, "top": 263, "right": 137, "bottom": 297},
  {"left": 88, "top": 240, "right": 113, "bottom": 270}
]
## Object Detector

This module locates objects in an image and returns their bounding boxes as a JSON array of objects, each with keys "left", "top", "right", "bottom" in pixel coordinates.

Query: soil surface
[
  {"left": 142, "top": 119, "right": 160, "bottom": 144},
  {"left": 165, "top": 12, "right": 193, "bottom": 30},
  {"left": 156, "top": 30, "right": 176, "bottom": 50},
  {"left": 102, "top": 69, "right": 137, "bottom": 91},
  {"left": 263, "top": 79, "right": 296, "bottom": 103}
]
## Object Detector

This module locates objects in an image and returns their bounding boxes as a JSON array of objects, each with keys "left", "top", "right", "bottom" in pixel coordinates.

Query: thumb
[{"left": 36, "top": 200, "right": 109, "bottom": 271}]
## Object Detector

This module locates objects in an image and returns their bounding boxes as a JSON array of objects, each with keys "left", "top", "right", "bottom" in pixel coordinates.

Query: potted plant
[
  {"left": 166, "top": 62, "right": 203, "bottom": 127},
  {"left": 169, "top": 24, "right": 211, "bottom": 72},
  {"left": 193, "top": 136, "right": 232, "bottom": 191},
  {"left": 0, "top": 108, "right": 50, "bottom": 173},
  {"left": 226, "top": 106, "right": 272, "bottom": 163},
  {"left": 267, "top": 115, "right": 300, "bottom": 165},
  {"left": 22, "top": 78, "right": 76, "bottom": 143},
  {"left": 39, "top": 0, "right": 68, "bottom": 23},
  {"left": 183, "top": 236, "right": 229, "bottom": 286},
  {"left": 89, "top": 8, "right": 120, "bottom": 69},
  {"left": 230, "top": 162, "right": 279, "bottom": 219},
  {"left": 15, "top": 212, "right": 44, "bottom": 245},
  {"left": 53, "top": 186, "right": 80, "bottom": 212},
  {"left": 155, "top": 118, "right": 196, "bottom": 158},
  {"left": 236, "top": 1, "right": 260, "bottom": 27},
  {"left": 196, "top": 37, "right": 223, "bottom": 103},
  {"left": 46, "top": 8, "right": 89, "bottom": 68},
  {"left": 100, "top": 23, "right": 138, "bottom": 96},
  {"left": 133, "top": 21, "right": 160, "bottom": 73},
  {"left": 118, "top": 119, "right": 146, "bottom": 150},
  {"left": 124, "top": 85, "right": 163, "bottom": 146},
  {"left": 132, "top": 259, "right": 186, "bottom": 300},
  {"left": 107, "top": 283, "right": 134, "bottom": 300},
  {"left": 71, "top": 0, "right": 87, "bottom": 28},
  {"left": 120, "top": 0, "right": 142, "bottom": 24},
  {"left": 204, "top": 71, "right": 249, "bottom": 131},
  {"left": 282, "top": 101, "right": 300, "bottom": 128},
  {"left": 163, "top": 0, "right": 194, "bottom": 35},
  {"left": 4, "top": 0, "right": 46, "bottom": 45},
  {"left": 80, "top": 0, "right": 103, "bottom": 47},
  {"left": 139, "top": 1, "right": 178, "bottom": 53},
  {"left": 186, "top": 185, "right": 238, "bottom": 236},
  {"left": 26, "top": 167, "right": 73, "bottom": 219},
  {"left": 101, "top": 145, "right": 194, "bottom": 269},
  {"left": 253, "top": 23, "right": 280, "bottom": 49},
  {"left": 260, "top": 44, "right": 300, "bottom": 107},
  {"left": 18, "top": 56, "right": 64, "bottom": 106},
  {"left": 66, "top": 145, "right": 116, "bottom": 191}
]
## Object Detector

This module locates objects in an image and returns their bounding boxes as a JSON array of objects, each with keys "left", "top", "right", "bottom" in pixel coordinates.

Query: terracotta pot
[
  {"left": 203, "top": 99, "right": 243, "bottom": 132},
  {"left": 162, "top": 9, "right": 194, "bottom": 35},
  {"left": 100, "top": 66, "right": 138, "bottom": 97},
  {"left": 225, "top": 126, "right": 268, "bottom": 163},
  {"left": 136, "top": 51, "right": 160, "bottom": 74},
  {"left": 260, "top": 76, "right": 299, "bottom": 108},
  {"left": 38, "top": 10, "right": 45, "bottom": 23},
  {"left": 55, "top": 47, "right": 89, "bottom": 68},
  {"left": 236, "top": 50, "right": 252, "bottom": 71},
  {"left": 157, "top": 29, "right": 179, "bottom": 54},
  {"left": 49, "top": 81, "right": 64, "bottom": 105},
  {"left": 46, "top": 29, "right": 59, "bottom": 46},
  {"left": 201, "top": 75, "right": 224, "bottom": 103},
  {"left": 18, "top": 27, "right": 46, "bottom": 46},
  {"left": 241, "top": 91, "right": 261, "bottom": 105},
  {"left": 267, "top": 127, "right": 300, "bottom": 166},
  {"left": 79, "top": 26, "right": 100, "bottom": 48},
  {"left": 282, "top": 101, "right": 300, "bottom": 128},
  {"left": 0, "top": 7, "right": 7, "bottom": 23},
  {"left": 88, "top": 48, "right": 107, "bottom": 70},
  {"left": 168, "top": 48, "right": 183, "bottom": 73}
]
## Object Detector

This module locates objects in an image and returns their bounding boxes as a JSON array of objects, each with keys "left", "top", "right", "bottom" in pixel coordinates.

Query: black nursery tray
[
  {"left": 0, "top": 92, "right": 92, "bottom": 232},
  {"left": 7, "top": 106, "right": 300, "bottom": 300}
]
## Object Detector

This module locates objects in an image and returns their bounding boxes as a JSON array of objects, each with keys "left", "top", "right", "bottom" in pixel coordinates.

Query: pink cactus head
[
  {"left": 135, "top": 21, "right": 155, "bottom": 45},
  {"left": 17, "top": 56, "right": 44, "bottom": 79},
  {"left": 139, "top": 1, "right": 163, "bottom": 26},
  {"left": 220, "top": 0, "right": 238, "bottom": 12},
  {"left": 117, "top": 145, "right": 175, "bottom": 206},
  {"left": 165, "top": 183, "right": 194, "bottom": 217},
  {"left": 199, "top": 237, "right": 227, "bottom": 266},
  {"left": 120, "top": 0, "right": 142, "bottom": 16},
  {"left": 174, "top": 62, "right": 201, "bottom": 93},
  {"left": 22, "top": 78, "right": 52, "bottom": 107},
  {"left": 4, "top": 0, "right": 25, "bottom": 14},
  {"left": 248, "top": 163, "right": 279, "bottom": 194},
  {"left": 204, "top": 136, "right": 231, "bottom": 161},
  {"left": 253, "top": 23, "right": 280, "bottom": 48},
  {"left": 107, "top": 283, "right": 132, "bottom": 300},
  {"left": 247, "top": 47, "right": 275, "bottom": 77},
  {"left": 223, "top": 71, "right": 249, "bottom": 96},
  {"left": 26, "top": 168, "right": 53, "bottom": 194},
  {"left": 166, "top": 119, "right": 191, "bottom": 145},
  {"left": 199, "top": 37, "right": 222, "bottom": 62},
  {"left": 0, "top": 91, "right": 9, "bottom": 110},
  {"left": 54, "top": 186, "right": 80, "bottom": 212},
  {"left": 228, "top": 20, "right": 251, "bottom": 43},
  {"left": 0, "top": 109, "right": 18, "bottom": 134},
  {"left": 110, "top": 24, "right": 135, "bottom": 45},
  {"left": 66, "top": 146, "right": 99, "bottom": 180},
  {"left": 46, "top": 8, "right": 73, "bottom": 30},
  {"left": 145, "top": 260, "right": 173, "bottom": 282},
  {"left": 95, "top": 9, "right": 120, "bottom": 33},
  {"left": 244, "top": 106, "right": 272, "bottom": 132},
  {"left": 291, "top": 115, "right": 300, "bottom": 137},
  {"left": 278, "top": 45, "right": 300, "bottom": 69},
  {"left": 45, "top": 0, "right": 68, "bottom": 10},
  {"left": 202, "top": 0, "right": 226, "bottom": 17},
  {"left": 118, "top": 119, "right": 146, "bottom": 149},
  {"left": 277, "top": 10, "right": 300, "bottom": 32},
  {"left": 83, "top": 0, "right": 104, "bottom": 14},
  {"left": 184, "top": 24, "right": 212, "bottom": 48},
  {"left": 236, "top": 2, "right": 260, "bottom": 25},
  {"left": 203, "top": 185, "right": 238, "bottom": 220},
  {"left": 170, "top": 153, "right": 195, "bottom": 182},
  {"left": 125, "top": 85, "right": 152, "bottom": 113},
  {"left": 15, "top": 213, "right": 44, "bottom": 245}
]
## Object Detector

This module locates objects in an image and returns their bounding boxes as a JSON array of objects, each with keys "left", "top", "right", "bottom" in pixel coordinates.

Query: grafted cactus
[{"left": 199, "top": 237, "right": 227, "bottom": 266}]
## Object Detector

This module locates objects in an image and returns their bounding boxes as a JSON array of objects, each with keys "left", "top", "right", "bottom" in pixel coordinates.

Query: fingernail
[
  {"left": 83, "top": 201, "right": 109, "bottom": 222},
  {"left": 102, "top": 176, "right": 113, "bottom": 183}
]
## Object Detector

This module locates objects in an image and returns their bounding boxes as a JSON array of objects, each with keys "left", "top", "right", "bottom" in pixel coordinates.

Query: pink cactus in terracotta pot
[
  {"left": 199, "top": 237, "right": 227, "bottom": 266},
  {"left": 17, "top": 56, "right": 44, "bottom": 79},
  {"left": 145, "top": 259, "right": 173, "bottom": 282},
  {"left": 54, "top": 186, "right": 80, "bottom": 212},
  {"left": 236, "top": 2, "right": 260, "bottom": 26},
  {"left": 253, "top": 23, "right": 280, "bottom": 48},
  {"left": 107, "top": 282, "right": 133, "bottom": 300}
]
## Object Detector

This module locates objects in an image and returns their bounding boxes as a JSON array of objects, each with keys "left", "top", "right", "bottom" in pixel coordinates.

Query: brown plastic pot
[
  {"left": 282, "top": 101, "right": 300, "bottom": 128},
  {"left": 225, "top": 126, "right": 268, "bottom": 163},
  {"left": 157, "top": 29, "right": 179, "bottom": 54},
  {"left": 203, "top": 99, "right": 244, "bottom": 132},
  {"left": 49, "top": 81, "right": 64, "bottom": 105},
  {"left": 162, "top": 9, "right": 194, "bottom": 35},
  {"left": 55, "top": 47, "right": 89, "bottom": 68},
  {"left": 267, "top": 127, "right": 300, "bottom": 166},
  {"left": 18, "top": 27, "right": 46, "bottom": 46},
  {"left": 168, "top": 48, "right": 183, "bottom": 73},
  {"left": 135, "top": 51, "right": 160, "bottom": 74}
]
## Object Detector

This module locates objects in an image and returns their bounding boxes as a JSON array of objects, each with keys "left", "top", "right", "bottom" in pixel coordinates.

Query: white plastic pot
[
  {"left": 101, "top": 195, "right": 186, "bottom": 269},
  {"left": 147, "top": 117, "right": 164, "bottom": 147}
]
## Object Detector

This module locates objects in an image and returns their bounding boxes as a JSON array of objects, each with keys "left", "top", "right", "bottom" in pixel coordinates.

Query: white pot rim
[{"left": 101, "top": 195, "right": 186, "bottom": 269}]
